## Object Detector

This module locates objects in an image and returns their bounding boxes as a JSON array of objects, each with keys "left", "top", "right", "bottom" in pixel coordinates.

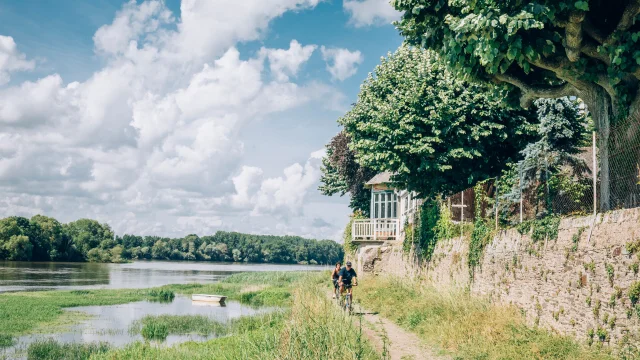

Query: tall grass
[
  {"left": 278, "top": 284, "right": 378, "bottom": 359},
  {"left": 130, "top": 314, "right": 227, "bottom": 340},
  {"left": 221, "top": 271, "right": 310, "bottom": 285},
  {"left": 92, "top": 274, "right": 379, "bottom": 359},
  {"left": 0, "top": 334, "right": 13, "bottom": 348},
  {"left": 358, "top": 277, "right": 616, "bottom": 360},
  {"left": 26, "top": 339, "right": 110, "bottom": 360}
]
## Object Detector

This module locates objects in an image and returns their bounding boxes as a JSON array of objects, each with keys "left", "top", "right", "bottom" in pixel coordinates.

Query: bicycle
[
  {"left": 341, "top": 283, "right": 356, "bottom": 315},
  {"left": 333, "top": 281, "right": 342, "bottom": 306}
]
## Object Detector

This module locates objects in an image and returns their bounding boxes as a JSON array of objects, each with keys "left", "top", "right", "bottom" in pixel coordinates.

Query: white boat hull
[{"left": 191, "top": 294, "right": 227, "bottom": 303}]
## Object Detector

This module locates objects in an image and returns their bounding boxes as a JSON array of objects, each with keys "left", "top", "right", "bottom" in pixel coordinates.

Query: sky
[{"left": 0, "top": 0, "right": 403, "bottom": 241}]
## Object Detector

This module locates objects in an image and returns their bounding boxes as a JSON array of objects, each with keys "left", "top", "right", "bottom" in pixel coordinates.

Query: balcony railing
[{"left": 352, "top": 218, "right": 400, "bottom": 242}]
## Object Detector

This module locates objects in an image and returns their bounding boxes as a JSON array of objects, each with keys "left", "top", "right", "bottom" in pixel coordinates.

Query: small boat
[{"left": 191, "top": 294, "right": 227, "bottom": 303}]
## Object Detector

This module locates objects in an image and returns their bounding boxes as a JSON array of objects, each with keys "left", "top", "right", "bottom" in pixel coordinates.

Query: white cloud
[
  {"left": 320, "top": 46, "right": 363, "bottom": 81},
  {"left": 0, "top": 35, "right": 35, "bottom": 85},
  {"left": 93, "top": 0, "right": 173, "bottom": 56},
  {"left": 260, "top": 40, "right": 317, "bottom": 81},
  {"left": 343, "top": 0, "right": 401, "bottom": 27},
  {"left": 226, "top": 150, "right": 326, "bottom": 218},
  {"left": 0, "top": 0, "right": 348, "bottom": 239}
]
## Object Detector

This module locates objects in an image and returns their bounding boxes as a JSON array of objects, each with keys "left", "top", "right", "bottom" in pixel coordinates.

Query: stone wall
[{"left": 355, "top": 207, "right": 640, "bottom": 346}]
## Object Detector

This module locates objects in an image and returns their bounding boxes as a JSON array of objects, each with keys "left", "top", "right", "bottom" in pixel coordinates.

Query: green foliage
[
  {"left": 469, "top": 219, "right": 492, "bottom": 279},
  {"left": 339, "top": 46, "right": 537, "bottom": 198},
  {"left": 605, "top": 263, "right": 615, "bottom": 286},
  {"left": 499, "top": 98, "right": 590, "bottom": 218},
  {"left": 393, "top": 0, "right": 640, "bottom": 116},
  {"left": 342, "top": 211, "right": 365, "bottom": 255},
  {"left": 628, "top": 281, "right": 640, "bottom": 305},
  {"left": 517, "top": 216, "right": 561, "bottom": 242},
  {"left": 402, "top": 220, "right": 414, "bottom": 253},
  {"left": 415, "top": 199, "right": 440, "bottom": 261},
  {"left": 140, "top": 321, "right": 169, "bottom": 341},
  {"left": 0, "top": 334, "right": 13, "bottom": 348},
  {"left": 27, "top": 339, "right": 110, "bottom": 360},
  {"left": 147, "top": 289, "right": 175, "bottom": 302},
  {"left": 626, "top": 239, "right": 640, "bottom": 254},
  {"left": 0, "top": 215, "right": 343, "bottom": 265},
  {"left": 596, "top": 327, "right": 608, "bottom": 342}
]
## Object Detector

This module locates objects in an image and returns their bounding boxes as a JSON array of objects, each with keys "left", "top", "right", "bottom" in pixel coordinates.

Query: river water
[
  {"left": 0, "top": 260, "right": 327, "bottom": 292},
  {"left": 0, "top": 260, "right": 326, "bottom": 358}
]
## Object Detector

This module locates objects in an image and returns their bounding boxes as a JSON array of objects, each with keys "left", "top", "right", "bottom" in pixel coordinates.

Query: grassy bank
[
  {"left": 92, "top": 274, "right": 379, "bottom": 359},
  {"left": 2, "top": 271, "right": 380, "bottom": 359},
  {"left": 357, "top": 277, "right": 616, "bottom": 360},
  {"left": 0, "top": 271, "right": 305, "bottom": 347}
]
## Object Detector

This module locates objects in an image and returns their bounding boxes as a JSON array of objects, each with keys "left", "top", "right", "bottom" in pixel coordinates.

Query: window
[{"left": 372, "top": 191, "right": 397, "bottom": 219}]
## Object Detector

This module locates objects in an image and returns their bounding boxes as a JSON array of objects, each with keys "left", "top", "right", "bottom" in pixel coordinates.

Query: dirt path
[{"left": 329, "top": 292, "right": 449, "bottom": 360}]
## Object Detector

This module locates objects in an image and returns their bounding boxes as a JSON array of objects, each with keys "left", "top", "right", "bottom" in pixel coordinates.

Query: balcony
[{"left": 352, "top": 218, "right": 400, "bottom": 242}]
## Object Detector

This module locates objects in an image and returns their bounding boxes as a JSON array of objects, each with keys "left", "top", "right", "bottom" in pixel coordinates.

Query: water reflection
[
  {"left": 1, "top": 297, "right": 276, "bottom": 359},
  {"left": 0, "top": 260, "right": 327, "bottom": 292}
]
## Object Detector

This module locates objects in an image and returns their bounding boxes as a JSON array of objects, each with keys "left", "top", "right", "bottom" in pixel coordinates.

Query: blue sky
[{"left": 0, "top": 0, "right": 402, "bottom": 240}]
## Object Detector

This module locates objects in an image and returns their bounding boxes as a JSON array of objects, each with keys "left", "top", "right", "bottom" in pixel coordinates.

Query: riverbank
[{"left": 0, "top": 272, "right": 380, "bottom": 360}]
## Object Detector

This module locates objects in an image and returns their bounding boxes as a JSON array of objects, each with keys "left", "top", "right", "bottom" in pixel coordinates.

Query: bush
[{"left": 629, "top": 281, "right": 640, "bottom": 305}]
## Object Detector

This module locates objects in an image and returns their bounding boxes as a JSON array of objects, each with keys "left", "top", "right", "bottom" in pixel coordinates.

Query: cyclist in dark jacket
[
  {"left": 338, "top": 261, "right": 357, "bottom": 301},
  {"left": 331, "top": 262, "right": 341, "bottom": 298}
]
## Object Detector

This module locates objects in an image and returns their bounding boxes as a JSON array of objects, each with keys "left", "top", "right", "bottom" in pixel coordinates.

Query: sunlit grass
[
  {"left": 130, "top": 315, "right": 227, "bottom": 340},
  {"left": 93, "top": 274, "right": 379, "bottom": 359},
  {"left": 0, "top": 272, "right": 301, "bottom": 338},
  {"left": 358, "top": 277, "right": 616, "bottom": 360},
  {"left": 26, "top": 339, "right": 110, "bottom": 360}
]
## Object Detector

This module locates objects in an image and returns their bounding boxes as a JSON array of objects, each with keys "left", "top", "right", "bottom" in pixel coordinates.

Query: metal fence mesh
[{"left": 446, "top": 125, "right": 640, "bottom": 224}]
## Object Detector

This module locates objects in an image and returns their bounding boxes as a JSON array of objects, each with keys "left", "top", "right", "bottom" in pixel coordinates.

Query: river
[{"left": 0, "top": 260, "right": 327, "bottom": 292}]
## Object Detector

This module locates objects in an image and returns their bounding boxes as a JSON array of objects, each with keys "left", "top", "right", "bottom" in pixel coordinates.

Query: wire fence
[{"left": 443, "top": 125, "right": 640, "bottom": 225}]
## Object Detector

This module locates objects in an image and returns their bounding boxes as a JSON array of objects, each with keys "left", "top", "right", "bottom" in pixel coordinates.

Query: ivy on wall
[{"left": 343, "top": 211, "right": 366, "bottom": 256}]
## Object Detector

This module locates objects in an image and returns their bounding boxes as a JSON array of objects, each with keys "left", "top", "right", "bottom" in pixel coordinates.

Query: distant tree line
[{"left": 0, "top": 215, "right": 343, "bottom": 264}]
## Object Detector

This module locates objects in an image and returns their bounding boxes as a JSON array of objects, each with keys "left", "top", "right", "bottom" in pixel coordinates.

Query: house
[{"left": 352, "top": 172, "right": 421, "bottom": 244}]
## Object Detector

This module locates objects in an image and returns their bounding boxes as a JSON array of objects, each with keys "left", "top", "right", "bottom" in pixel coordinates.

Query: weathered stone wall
[{"left": 355, "top": 208, "right": 640, "bottom": 346}]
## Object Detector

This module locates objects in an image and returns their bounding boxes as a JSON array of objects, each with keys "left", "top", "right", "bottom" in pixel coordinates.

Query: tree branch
[
  {"left": 605, "top": 0, "right": 640, "bottom": 44},
  {"left": 581, "top": 41, "right": 611, "bottom": 65},
  {"left": 583, "top": 18, "right": 605, "bottom": 44},
  {"left": 494, "top": 73, "right": 578, "bottom": 108},
  {"left": 565, "top": 11, "right": 586, "bottom": 62}
]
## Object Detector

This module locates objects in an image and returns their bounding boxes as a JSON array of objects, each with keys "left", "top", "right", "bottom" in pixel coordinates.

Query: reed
[
  {"left": 26, "top": 339, "right": 110, "bottom": 360},
  {"left": 130, "top": 314, "right": 227, "bottom": 340}
]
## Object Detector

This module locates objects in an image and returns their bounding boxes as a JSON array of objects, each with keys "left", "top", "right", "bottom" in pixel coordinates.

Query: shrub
[{"left": 628, "top": 281, "right": 640, "bottom": 305}]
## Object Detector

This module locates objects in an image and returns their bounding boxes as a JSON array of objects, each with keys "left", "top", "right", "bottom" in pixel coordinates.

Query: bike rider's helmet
[{"left": 346, "top": 261, "right": 352, "bottom": 266}]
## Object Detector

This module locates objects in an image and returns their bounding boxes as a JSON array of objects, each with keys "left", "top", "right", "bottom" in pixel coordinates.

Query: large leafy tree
[
  {"left": 393, "top": 0, "right": 640, "bottom": 209},
  {"left": 340, "top": 46, "right": 537, "bottom": 197},
  {"left": 319, "top": 131, "right": 376, "bottom": 215}
]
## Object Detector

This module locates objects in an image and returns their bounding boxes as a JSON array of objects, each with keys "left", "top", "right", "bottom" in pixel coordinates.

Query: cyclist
[
  {"left": 331, "top": 261, "right": 342, "bottom": 298},
  {"left": 338, "top": 261, "right": 357, "bottom": 301}
]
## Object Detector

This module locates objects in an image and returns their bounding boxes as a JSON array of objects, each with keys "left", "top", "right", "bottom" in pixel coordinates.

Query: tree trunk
[{"left": 585, "top": 87, "right": 612, "bottom": 211}]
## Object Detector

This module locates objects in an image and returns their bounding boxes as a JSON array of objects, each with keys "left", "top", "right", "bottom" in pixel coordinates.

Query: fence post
[
  {"left": 593, "top": 131, "right": 597, "bottom": 215},
  {"left": 519, "top": 169, "right": 524, "bottom": 223},
  {"left": 373, "top": 219, "right": 377, "bottom": 242},
  {"left": 495, "top": 181, "right": 499, "bottom": 230}
]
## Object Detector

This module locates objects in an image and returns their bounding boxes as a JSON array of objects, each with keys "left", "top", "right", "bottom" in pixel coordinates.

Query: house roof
[{"left": 365, "top": 172, "right": 394, "bottom": 187}]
